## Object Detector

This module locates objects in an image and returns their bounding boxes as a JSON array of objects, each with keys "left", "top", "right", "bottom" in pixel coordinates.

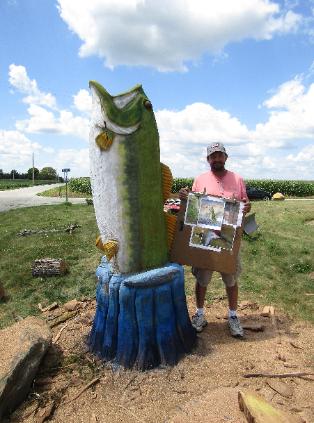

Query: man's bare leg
[
  {"left": 195, "top": 281, "right": 207, "bottom": 308},
  {"left": 226, "top": 283, "right": 238, "bottom": 311},
  {"left": 192, "top": 281, "right": 208, "bottom": 332}
]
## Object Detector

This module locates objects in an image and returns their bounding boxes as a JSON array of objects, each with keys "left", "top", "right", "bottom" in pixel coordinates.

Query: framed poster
[{"left": 170, "top": 193, "right": 244, "bottom": 273}]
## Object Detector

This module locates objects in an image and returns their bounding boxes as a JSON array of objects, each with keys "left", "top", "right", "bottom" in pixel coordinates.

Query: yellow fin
[
  {"left": 161, "top": 163, "right": 173, "bottom": 202},
  {"left": 165, "top": 212, "right": 177, "bottom": 251},
  {"left": 96, "top": 236, "right": 119, "bottom": 260},
  {"left": 96, "top": 131, "right": 113, "bottom": 151}
]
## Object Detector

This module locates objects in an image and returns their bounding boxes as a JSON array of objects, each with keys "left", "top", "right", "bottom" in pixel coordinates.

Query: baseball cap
[{"left": 207, "top": 142, "right": 228, "bottom": 157}]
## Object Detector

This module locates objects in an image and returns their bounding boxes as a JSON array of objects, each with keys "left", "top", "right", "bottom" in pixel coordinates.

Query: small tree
[
  {"left": 39, "top": 167, "right": 57, "bottom": 180},
  {"left": 27, "top": 167, "right": 40, "bottom": 180}
]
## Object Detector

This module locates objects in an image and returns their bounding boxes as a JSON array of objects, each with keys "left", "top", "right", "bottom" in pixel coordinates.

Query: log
[
  {"left": 238, "top": 390, "right": 303, "bottom": 423},
  {"left": 32, "top": 259, "right": 68, "bottom": 277}
]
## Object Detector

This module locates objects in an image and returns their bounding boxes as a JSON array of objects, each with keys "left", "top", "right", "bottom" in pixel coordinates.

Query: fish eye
[{"left": 144, "top": 100, "right": 153, "bottom": 111}]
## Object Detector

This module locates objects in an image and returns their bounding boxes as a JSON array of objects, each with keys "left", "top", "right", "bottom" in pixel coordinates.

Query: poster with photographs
[{"left": 185, "top": 193, "right": 243, "bottom": 253}]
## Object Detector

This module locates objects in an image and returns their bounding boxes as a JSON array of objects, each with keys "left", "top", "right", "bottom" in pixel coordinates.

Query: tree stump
[
  {"left": 32, "top": 259, "right": 68, "bottom": 277},
  {"left": 89, "top": 258, "right": 196, "bottom": 370}
]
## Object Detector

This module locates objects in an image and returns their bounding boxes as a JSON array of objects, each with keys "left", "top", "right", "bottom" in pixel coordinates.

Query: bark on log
[
  {"left": 0, "top": 282, "right": 5, "bottom": 300},
  {"left": 32, "top": 259, "right": 68, "bottom": 277}
]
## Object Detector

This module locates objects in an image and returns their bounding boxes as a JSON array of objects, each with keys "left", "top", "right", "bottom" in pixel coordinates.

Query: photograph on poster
[
  {"left": 189, "top": 226, "right": 221, "bottom": 252},
  {"left": 189, "top": 224, "right": 236, "bottom": 252},
  {"left": 211, "top": 225, "right": 236, "bottom": 251},
  {"left": 223, "top": 201, "right": 240, "bottom": 226},
  {"left": 184, "top": 193, "right": 201, "bottom": 225},
  {"left": 197, "top": 196, "right": 225, "bottom": 229}
]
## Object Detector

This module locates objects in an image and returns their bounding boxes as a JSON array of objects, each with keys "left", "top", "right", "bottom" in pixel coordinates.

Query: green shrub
[
  {"left": 67, "top": 177, "right": 314, "bottom": 197},
  {"left": 69, "top": 177, "right": 92, "bottom": 195},
  {"left": 171, "top": 178, "right": 193, "bottom": 193},
  {"left": 244, "top": 179, "right": 314, "bottom": 197}
]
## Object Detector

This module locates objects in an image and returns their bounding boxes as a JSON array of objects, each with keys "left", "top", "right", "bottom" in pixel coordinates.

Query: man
[{"left": 179, "top": 142, "right": 251, "bottom": 337}]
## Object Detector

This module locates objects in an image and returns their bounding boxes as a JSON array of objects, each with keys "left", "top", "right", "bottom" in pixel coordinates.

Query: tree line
[{"left": 0, "top": 167, "right": 59, "bottom": 180}]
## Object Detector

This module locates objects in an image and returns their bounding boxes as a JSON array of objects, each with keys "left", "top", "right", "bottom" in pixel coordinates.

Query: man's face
[{"left": 207, "top": 151, "right": 227, "bottom": 172}]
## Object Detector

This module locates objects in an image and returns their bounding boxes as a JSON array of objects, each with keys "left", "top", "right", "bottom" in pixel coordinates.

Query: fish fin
[
  {"left": 96, "top": 236, "right": 119, "bottom": 260},
  {"left": 164, "top": 212, "right": 177, "bottom": 252},
  {"left": 161, "top": 163, "right": 173, "bottom": 202},
  {"left": 95, "top": 131, "right": 114, "bottom": 151}
]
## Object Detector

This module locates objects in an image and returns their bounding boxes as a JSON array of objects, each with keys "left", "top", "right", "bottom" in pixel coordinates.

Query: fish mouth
[{"left": 89, "top": 81, "right": 142, "bottom": 135}]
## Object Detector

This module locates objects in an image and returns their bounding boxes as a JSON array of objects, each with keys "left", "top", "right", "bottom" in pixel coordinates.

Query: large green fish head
[{"left": 89, "top": 80, "right": 157, "bottom": 136}]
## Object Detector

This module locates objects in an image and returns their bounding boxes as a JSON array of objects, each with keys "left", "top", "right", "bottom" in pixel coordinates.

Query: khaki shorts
[{"left": 192, "top": 255, "right": 242, "bottom": 288}]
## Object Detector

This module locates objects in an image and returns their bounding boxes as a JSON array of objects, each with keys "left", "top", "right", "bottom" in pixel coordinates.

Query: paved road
[{"left": 0, "top": 184, "right": 86, "bottom": 212}]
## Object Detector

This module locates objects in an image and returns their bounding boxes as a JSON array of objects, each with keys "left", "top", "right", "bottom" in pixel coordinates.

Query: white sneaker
[
  {"left": 228, "top": 316, "right": 244, "bottom": 338},
  {"left": 191, "top": 313, "right": 208, "bottom": 332}
]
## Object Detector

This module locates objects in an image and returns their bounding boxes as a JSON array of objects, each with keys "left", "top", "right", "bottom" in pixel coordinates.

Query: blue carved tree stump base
[{"left": 88, "top": 257, "right": 197, "bottom": 370}]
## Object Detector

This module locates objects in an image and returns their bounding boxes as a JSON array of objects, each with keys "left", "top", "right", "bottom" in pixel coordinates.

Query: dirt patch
[
  {"left": 5, "top": 298, "right": 314, "bottom": 423},
  {"left": 305, "top": 219, "right": 314, "bottom": 225}
]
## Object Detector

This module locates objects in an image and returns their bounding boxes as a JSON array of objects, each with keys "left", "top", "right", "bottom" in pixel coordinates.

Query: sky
[{"left": 0, "top": 0, "right": 313, "bottom": 180}]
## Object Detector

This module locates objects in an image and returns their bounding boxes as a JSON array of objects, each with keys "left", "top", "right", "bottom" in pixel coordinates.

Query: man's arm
[
  {"left": 179, "top": 186, "right": 190, "bottom": 201},
  {"left": 240, "top": 178, "right": 251, "bottom": 214},
  {"left": 179, "top": 177, "right": 198, "bottom": 201}
]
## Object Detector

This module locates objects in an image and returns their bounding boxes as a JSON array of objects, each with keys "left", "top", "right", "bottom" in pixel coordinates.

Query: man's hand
[
  {"left": 179, "top": 186, "right": 190, "bottom": 201},
  {"left": 242, "top": 198, "right": 251, "bottom": 214}
]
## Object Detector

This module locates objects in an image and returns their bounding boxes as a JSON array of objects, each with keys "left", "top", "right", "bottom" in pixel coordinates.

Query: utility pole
[
  {"left": 32, "top": 152, "right": 35, "bottom": 185},
  {"left": 62, "top": 168, "right": 71, "bottom": 203}
]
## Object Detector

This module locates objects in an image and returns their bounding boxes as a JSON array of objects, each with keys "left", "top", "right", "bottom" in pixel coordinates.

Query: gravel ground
[
  {"left": 6, "top": 298, "right": 314, "bottom": 423},
  {"left": 0, "top": 184, "right": 86, "bottom": 212}
]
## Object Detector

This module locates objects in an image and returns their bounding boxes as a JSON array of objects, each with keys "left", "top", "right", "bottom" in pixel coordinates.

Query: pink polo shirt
[{"left": 192, "top": 170, "right": 248, "bottom": 201}]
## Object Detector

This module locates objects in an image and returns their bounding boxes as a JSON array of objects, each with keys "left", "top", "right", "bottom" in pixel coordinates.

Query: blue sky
[{"left": 0, "top": 0, "right": 313, "bottom": 179}]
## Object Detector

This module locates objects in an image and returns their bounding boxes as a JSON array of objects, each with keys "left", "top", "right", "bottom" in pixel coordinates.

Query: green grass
[
  {"left": 38, "top": 185, "right": 89, "bottom": 198},
  {"left": 0, "top": 204, "right": 100, "bottom": 328},
  {"left": 0, "top": 179, "right": 59, "bottom": 190},
  {"left": 0, "top": 200, "right": 313, "bottom": 329}
]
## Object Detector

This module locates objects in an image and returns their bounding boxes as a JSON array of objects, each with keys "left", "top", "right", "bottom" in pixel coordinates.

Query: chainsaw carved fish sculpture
[{"left": 89, "top": 81, "right": 173, "bottom": 274}]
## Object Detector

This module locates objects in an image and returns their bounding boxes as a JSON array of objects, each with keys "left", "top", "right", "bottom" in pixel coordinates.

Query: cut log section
[{"left": 32, "top": 259, "right": 68, "bottom": 277}]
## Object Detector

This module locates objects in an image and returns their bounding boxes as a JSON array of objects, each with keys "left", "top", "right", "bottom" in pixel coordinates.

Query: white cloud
[
  {"left": 57, "top": 0, "right": 302, "bottom": 71},
  {"left": 287, "top": 144, "right": 314, "bottom": 162},
  {"left": 263, "top": 78, "right": 304, "bottom": 109},
  {"left": 0, "top": 130, "right": 44, "bottom": 170},
  {"left": 255, "top": 79, "right": 314, "bottom": 144},
  {"left": 73, "top": 89, "right": 92, "bottom": 114},
  {"left": 9, "top": 65, "right": 90, "bottom": 141},
  {"left": 4, "top": 63, "right": 314, "bottom": 180},
  {"left": 157, "top": 71, "right": 314, "bottom": 178},
  {"left": 156, "top": 103, "right": 251, "bottom": 175},
  {"left": 54, "top": 148, "right": 90, "bottom": 176},
  {"left": 15, "top": 105, "right": 90, "bottom": 140},
  {"left": 9, "top": 64, "right": 57, "bottom": 108}
]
